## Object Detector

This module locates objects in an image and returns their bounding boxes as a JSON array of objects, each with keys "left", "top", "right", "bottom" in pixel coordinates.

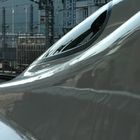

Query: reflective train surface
[{"left": 0, "top": 0, "right": 140, "bottom": 139}]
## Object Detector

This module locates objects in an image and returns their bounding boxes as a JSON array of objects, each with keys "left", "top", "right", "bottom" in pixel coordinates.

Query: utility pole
[
  {"left": 30, "top": 4, "right": 34, "bottom": 36},
  {"left": 45, "top": 0, "right": 50, "bottom": 47},
  {"left": 12, "top": 7, "right": 15, "bottom": 48},
  {"left": 2, "top": 7, "right": 6, "bottom": 60},
  {"left": 50, "top": 0, "right": 54, "bottom": 45},
  {"left": 44, "top": 0, "right": 54, "bottom": 47}
]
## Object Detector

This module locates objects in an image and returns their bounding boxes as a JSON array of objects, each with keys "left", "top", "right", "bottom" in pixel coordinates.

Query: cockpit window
[
  {"left": 60, "top": 11, "right": 108, "bottom": 53},
  {"left": 33, "top": 1, "right": 112, "bottom": 63}
]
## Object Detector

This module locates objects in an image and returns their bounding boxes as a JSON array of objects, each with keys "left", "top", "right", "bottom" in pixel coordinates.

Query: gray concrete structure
[
  {"left": 0, "top": 0, "right": 45, "bottom": 34},
  {"left": 53, "top": 0, "right": 64, "bottom": 39}
]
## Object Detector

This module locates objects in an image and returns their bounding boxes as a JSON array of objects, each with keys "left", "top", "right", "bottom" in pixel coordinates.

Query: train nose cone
[{"left": 0, "top": 118, "right": 35, "bottom": 140}]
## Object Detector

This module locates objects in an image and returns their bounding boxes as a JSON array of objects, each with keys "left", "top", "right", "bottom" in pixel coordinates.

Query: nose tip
[{"left": 0, "top": 118, "right": 36, "bottom": 140}]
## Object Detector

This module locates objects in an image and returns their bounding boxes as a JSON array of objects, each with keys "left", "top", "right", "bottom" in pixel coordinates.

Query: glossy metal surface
[
  {"left": 0, "top": 0, "right": 140, "bottom": 140},
  {"left": 0, "top": 117, "right": 35, "bottom": 140}
]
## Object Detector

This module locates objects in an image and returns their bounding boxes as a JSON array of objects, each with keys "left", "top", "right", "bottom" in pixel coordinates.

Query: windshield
[{"left": 32, "top": 1, "right": 112, "bottom": 64}]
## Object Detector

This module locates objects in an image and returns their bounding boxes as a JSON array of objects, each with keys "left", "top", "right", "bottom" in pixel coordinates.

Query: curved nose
[{"left": 0, "top": 118, "right": 35, "bottom": 140}]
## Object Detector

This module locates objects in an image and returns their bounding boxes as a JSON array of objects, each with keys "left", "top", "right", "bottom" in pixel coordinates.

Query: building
[
  {"left": 0, "top": 33, "right": 17, "bottom": 68},
  {"left": 53, "top": 0, "right": 109, "bottom": 38},
  {"left": 17, "top": 34, "right": 46, "bottom": 65},
  {"left": 94, "top": 0, "right": 109, "bottom": 6},
  {"left": 76, "top": 0, "right": 109, "bottom": 24},
  {"left": 0, "top": 47, "right": 16, "bottom": 67},
  {"left": 53, "top": 0, "right": 64, "bottom": 39},
  {"left": 0, "top": 0, "right": 48, "bottom": 69},
  {"left": 62, "top": 0, "right": 76, "bottom": 33},
  {"left": 0, "top": 0, "right": 45, "bottom": 34},
  {"left": 53, "top": 0, "right": 77, "bottom": 39}
]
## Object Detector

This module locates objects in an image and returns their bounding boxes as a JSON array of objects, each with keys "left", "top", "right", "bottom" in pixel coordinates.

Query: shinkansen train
[{"left": 0, "top": 0, "right": 140, "bottom": 139}]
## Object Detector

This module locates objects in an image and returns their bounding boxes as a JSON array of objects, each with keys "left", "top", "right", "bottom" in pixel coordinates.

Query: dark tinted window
[{"left": 37, "top": 2, "right": 112, "bottom": 62}]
